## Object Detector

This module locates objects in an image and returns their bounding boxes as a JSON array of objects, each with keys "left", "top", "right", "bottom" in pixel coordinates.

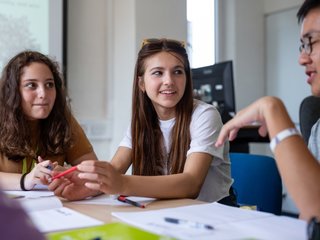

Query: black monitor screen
[{"left": 192, "top": 61, "right": 235, "bottom": 123}]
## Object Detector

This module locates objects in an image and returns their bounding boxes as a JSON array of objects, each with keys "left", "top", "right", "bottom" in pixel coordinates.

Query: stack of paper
[
  {"left": 6, "top": 190, "right": 103, "bottom": 233},
  {"left": 112, "top": 202, "right": 307, "bottom": 240}
]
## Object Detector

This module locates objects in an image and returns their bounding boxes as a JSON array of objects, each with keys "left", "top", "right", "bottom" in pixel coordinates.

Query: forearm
[
  {"left": 277, "top": 140, "right": 320, "bottom": 220},
  {"left": 71, "top": 151, "right": 98, "bottom": 165},
  {"left": 121, "top": 173, "right": 201, "bottom": 199},
  {"left": 263, "top": 97, "right": 320, "bottom": 220},
  {"left": 263, "top": 97, "right": 296, "bottom": 138},
  {"left": 0, "top": 172, "right": 23, "bottom": 190}
]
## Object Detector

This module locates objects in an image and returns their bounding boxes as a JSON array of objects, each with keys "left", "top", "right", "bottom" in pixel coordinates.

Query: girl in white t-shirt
[{"left": 77, "top": 38, "right": 233, "bottom": 202}]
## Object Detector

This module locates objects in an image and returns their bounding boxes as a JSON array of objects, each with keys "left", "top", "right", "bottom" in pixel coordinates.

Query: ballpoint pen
[
  {"left": 117, "top": 195, "right": 145, "bottom": 208},
  {"left": 38, "top": 156, "right": 53, "bottom": 170},
  {"left": 52, "top": 166, "right": 78, "bottom": 180},
  {"left": 164, "top": 217, "right": 214, "bottom": 230},
  {"left": 46, "top": 165, "right": 53, "bottom": 170}
]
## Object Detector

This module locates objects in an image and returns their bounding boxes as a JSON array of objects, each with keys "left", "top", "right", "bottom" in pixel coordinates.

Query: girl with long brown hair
[
  {"left": 76, "top": 38, "right": 232, "bottom": 201},
  {"left": 0, "top": 51, "right": 98, "bottom": 200}
]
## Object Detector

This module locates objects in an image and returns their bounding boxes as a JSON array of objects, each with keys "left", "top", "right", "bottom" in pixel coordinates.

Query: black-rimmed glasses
[{"left": 299, "top": 35, "right": 320, "bottom": 55}]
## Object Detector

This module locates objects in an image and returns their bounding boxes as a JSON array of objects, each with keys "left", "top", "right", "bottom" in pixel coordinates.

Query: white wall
[
  {"left": 217, "top": 0, "right": 265, "bottom": 112},
  {"left": 216, "top": 0, "right": 303, "bottom": 112},
  {"left": 67, "top": 0, "right": 111, "bottom": 159},
  {"left": 266, "top": 7, "right": 308, "bottom": 124},
  {"left": 264, "top": 0, "right": 303, "bottom": 14},
  {"left": 67, "top": 0, "right": 187, "bottom": 159}
]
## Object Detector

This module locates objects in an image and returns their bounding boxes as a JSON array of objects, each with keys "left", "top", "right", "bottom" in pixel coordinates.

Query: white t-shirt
[
  {"left": 119, "top": 99, "right": 233, "bottom": 202},
  {"left": 308, "top": 119, "right": 320, "bottom": 161}
]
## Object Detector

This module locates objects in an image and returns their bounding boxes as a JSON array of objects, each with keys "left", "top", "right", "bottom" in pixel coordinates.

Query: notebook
[
  {"left": 9, "top": 192, "right": 103, "bottom": 233},
  {"left": 47, "top": 222, "right": 176, "bottom": 240}
]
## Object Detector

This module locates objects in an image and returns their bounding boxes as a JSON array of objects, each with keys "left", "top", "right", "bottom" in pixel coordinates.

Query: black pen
[
  {"left": 117, "top": 195, "right": 145, "bottom": 208},
  {"left": 164, "top": 217, "right": 214, "bottom": 230}
]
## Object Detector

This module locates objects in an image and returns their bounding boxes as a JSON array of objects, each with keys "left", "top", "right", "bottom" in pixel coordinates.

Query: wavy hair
[
  {"left": 0, "top": 51, "right": 73, "bottom": 161},
  {"left": 131, "top": 39, "right": 193, "bottom": 176}
]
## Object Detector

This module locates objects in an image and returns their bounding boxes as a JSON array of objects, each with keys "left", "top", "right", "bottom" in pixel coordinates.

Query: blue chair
[{"left": 229, "top": 153, "right": 283, "bottom": 215}]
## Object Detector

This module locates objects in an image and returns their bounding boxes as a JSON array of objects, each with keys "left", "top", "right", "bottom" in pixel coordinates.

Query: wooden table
[{"left": 63, "top": 198, "right": 204, "bottom": 223}]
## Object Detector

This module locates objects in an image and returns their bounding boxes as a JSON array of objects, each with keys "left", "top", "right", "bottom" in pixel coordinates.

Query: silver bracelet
[{"left": 270, "top": 128, "right": 300, "bottom": 153}]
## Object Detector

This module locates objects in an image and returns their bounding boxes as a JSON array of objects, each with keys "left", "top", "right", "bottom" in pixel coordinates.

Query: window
[
  {"left": 0, "top": 0, "right": 65, "bottom": 71},
  {"left": 187, "top": 0, "right": 215, "bottom": 68}
]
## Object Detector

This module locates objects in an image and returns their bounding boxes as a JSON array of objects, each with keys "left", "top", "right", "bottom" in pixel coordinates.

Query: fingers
[
  {"left": 77, "top": 161, "right": 111, "bottom": 183},
  {"left": 78, "top": 171, "right": 109, "bottom": 191},
  {"left": 77, "top": 160, "right": 110, "bottom": 175},
  {"left": 48, "top": 176, "right": 98, "bottom": 200},
  {"left": 83, "top": 178, "right": 117, "bottom": 195},
  {"left": 215, "top": 102, "right": 265, "bottom": 148},
  {"left": 38, "top": 156, "right": 55, "bottom": 170},
  {"left": 48, "top": 177, "right": 72, "bottom": 196},
  {"left": 28, "top": 159, "right": 57, "bottom": 186},
  {"left": 39, "top": 174, "right": 52, "bottom": 185},
  {"left": 38, "top": 156, "right": 44, "bottom": 162},
  {"left": 215, "top": 129, "right": 229, "bottom": 147},
  {"left": 77, "top": 161, "right": 120, "bottom": 194},
  {"left": 52, "top": 162, "right": 59, "bottom": 168},
  {"left": 215, "top": 120, "right": 241, "bottom": 147},
  {"left": 84, "top": 182, "right": 102, "bottom": 191}
]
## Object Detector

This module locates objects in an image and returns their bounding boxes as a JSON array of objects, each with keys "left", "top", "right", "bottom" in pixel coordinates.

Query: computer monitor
[{"left": 192, "top": 60, "right": 235, "bottom": 123}]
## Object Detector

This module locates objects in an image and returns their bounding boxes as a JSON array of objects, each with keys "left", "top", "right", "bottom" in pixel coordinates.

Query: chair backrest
[
  {"left": 230, "top": 153, "right": 282, "bottom": 215},
  {"left": 299, "top": 95, "right": 320, "bottom": 143}
]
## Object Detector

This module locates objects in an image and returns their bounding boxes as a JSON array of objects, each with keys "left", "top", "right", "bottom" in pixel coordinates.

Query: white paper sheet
[
  {"left": 28, "top": 207, "right": 103, "bottom": 233},
  {"left": 112, "top": 202, "right": 307, "bottom": 240},
  {"left": 4, "top": 189, "right": 54, "bottom": 199},
  {"left": 5, "top": 190, "right": 103, "bottom": 233}
]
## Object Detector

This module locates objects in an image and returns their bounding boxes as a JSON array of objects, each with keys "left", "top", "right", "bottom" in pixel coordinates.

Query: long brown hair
[
  {"left": 131, "top": 39, "right": 194, "bottom": 176},
  {"left": 0, "top": 51, "right": 73, "bottom": 161}
]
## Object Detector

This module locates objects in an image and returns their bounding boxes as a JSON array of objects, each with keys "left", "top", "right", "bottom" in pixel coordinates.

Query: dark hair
[
  {"left": 297, "top": 0, "right": 320, "bottom": 24},
  {"left": 131, "top": 38, "right": 193, "bottom": 176},
  {"left": 0, "top": 50, "right": 73, "bottom": 160}
]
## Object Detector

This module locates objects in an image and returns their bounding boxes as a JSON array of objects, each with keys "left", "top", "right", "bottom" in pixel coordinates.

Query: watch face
[{"left": 308, "top": 217, "right": 320, "bottom": 240}]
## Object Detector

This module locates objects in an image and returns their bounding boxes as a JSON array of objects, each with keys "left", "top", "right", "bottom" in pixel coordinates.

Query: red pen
[
  {"left": 52, "top": 166, "right": 78, "bottom": 180},
  {"left": 117, "top": 195, "right": 145, "bottom": 208}
]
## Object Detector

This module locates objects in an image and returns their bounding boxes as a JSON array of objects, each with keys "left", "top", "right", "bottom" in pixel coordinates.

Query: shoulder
[
  {"left": 312, "top": 119, "right": 320, "bottom": 131},
  {"left": 189, "top": 99, "right": 223, "bottom": 135},
  {"left": 69, "top": 114, "right": 85, "bottom": 133},
  {"left": 68, "top": 114, "right": 92, "bottom": 147},
  {"left": 309, "top": 119, "right": 320, "bottom": 142},
  {"left": 192, "top": 99, "right": 221, "bottom": 121},
  {"left": 310, "top": 119, "right": 320, "bottom": 141}
]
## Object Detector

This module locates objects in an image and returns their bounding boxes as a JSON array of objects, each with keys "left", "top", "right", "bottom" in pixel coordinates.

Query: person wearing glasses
[
  {"left": 0, "top": 51, "right": 99, "bottom": 200},
  {"left": 64, "top": 38, "right": 233, "bottom": 203},
  {"left": 215, "top": 0, "right": 320, "bottom": 238}
]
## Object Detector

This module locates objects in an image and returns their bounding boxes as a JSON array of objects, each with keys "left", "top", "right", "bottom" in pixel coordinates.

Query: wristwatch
[{"left": 308, "top": 217, "right": 320, "bottom": 240}]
